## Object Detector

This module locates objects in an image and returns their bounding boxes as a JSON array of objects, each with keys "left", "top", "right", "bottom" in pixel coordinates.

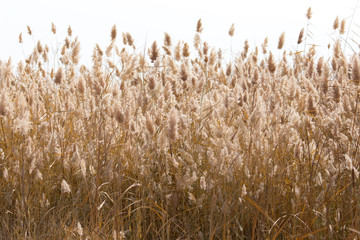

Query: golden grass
[{"left": 0, "top": 9, "right": 360, "bottom": 239}]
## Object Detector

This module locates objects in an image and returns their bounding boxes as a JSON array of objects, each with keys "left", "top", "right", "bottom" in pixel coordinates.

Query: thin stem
[
  {"left": 304, "top": 19, "right": 309, "bottom": 56},
  {"left": 344, "top": 0, "right": 360, "bottom": 54}
]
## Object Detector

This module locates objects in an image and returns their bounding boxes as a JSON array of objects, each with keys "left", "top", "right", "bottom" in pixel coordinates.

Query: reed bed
[{"left": 0, "top": 11, "right": 360, "bottom": 239}]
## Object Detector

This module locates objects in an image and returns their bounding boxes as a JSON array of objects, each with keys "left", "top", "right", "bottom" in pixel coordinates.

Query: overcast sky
[{"left": 1, "top": 0, "right": 359, "bottom": 66}]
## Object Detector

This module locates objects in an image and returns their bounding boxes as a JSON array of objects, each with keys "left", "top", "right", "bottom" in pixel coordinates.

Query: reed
[{"left": 0, "top": 7, "right": 360, "bottom": 240}]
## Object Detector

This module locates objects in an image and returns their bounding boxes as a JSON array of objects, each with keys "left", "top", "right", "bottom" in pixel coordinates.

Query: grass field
[{"left": 1, "top": 9, "right": 360, "bottom": 239}]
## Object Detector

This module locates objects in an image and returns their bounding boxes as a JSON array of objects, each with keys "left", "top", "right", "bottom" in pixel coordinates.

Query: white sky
[{"left": 1, "top": 0, "right": 359, "bottom": 66}]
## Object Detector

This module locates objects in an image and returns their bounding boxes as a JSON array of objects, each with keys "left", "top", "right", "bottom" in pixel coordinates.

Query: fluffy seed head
[
  {"left": 0, "top": 93, "right": 7, "bottom": 116},
  {"left": 333, "top": 40, "right": 341, "bottom": 59},
  {"left": 149, "top": 41, "right": 159, "bottom": 63},
  {"left": 51, "top": 23, "right": 56, "bottom": 34},
  {"left": 37, "top": 41, "right": 43, "bottom": 53},
  {"left": 180, "top": 63, "right": 188, "bottom": 81},
  {"left": 308, "top": 95, "right": 316, "bottom": 116},
  {"left": 146, "top": 113, "right": 155, "bottom": 135},
  {"left": 164, "top": 32, "right": 172, "bottom": 46},
  {"left": 196, "top": 19, "right": 203, "bottom": 33},
  {"left": 67, "top": 26, "right": 72, "bottom": 37},
  {"left": 182, "top": 43, "right": 190, "bottom": 57},
  {"left": 122, "top": 33, "right": 128, "bottom": 45},
  {"left": 333, "top": 16, "right": 339, "bottom": 30},
  {"left": 126, "top": 33, "right": 134, "bottom": 46},
  {"left": 262, "top": 37, "right": 268, "bottom": 54},
  {"left": 317, "top": 56, "right": 324, "bottom": 76},
  {"left": 228, "top": 23, "right": 235, "bottom": 37},
  {"left": 226, "top": 63, "right": 232, "bottom": 77},
  {"left": 340, "top": 19, "right": 346, "bottom": 35},
  {"left": 27, "top": 25, "right": 32, "bottom": 35},
  {"left": 61, "top": 179, "right": 71, "bottom": 194},
  {"left": 71, "top": 41, "right": 80, "bottom": 65},
  {"left": 76, "top": 222, "right": 83, "bottom": 236},
  {"left": 297, "top": 28, "right": 304, "bottom": 44},
  {"left": 148, "top": 76, "right": 156, "bottom": 90},
  {"left": 54, "top": 67, "right": 63, "bottom": 84},
  {"left": 306, "top": 7, "right": 312, "bottom": 20},
  {"left": 114, "top": 104, "right": 124, "bottom": 124},
  {"left": 77, "top": 76, "right": 85, "bottom": 95},
  {"left": 352, "top": 56, "right": 360, "bottom": 85},
  {"left": 333, "top": 82, "right": 340, "bottom": 102},
  {"left": 168, "top": 108, "right": 177, "bottom": 141},
  {"left": 268, "top": 52, "right": 276, "bottom": 74},
  {"left": 111, "top": 25, "right": 117, "bottom": 41},
  {"left": 278, "top": 32, "right": 285, "bottom": 50}
]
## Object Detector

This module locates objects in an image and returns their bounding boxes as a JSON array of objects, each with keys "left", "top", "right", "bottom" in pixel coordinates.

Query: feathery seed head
[
  {"left": 164, "top": 32, "right": 172, "bottom": 46},
  {"left": 61, "top": 179, "right": 71, "bottom": 194},
  {"left": 331, "top": 57, "right": 337, "bottom": 71},
  {"left": 307, "top": 95, "right": 316, "bottom": 116},
  {"left": 333, "top": 40, "right": 342, "bottom": 59},
  {"left": 51, "top": 22, "right": 56, "bottom": 34},
  {"left": 175, "top": 41, "right": 181, "bottom": 61},
  {"left": 67, "top": 26, "right": 72, "bottom": 37},
  {"left": 340, "top": 19, "right": 346, "bottom": 34},
  {"left": 253, "top": 68, "right": 259, "bottom": 84},
  {"left": 148, "top": 76, "right": 156, "bottom": 90},
  {"left": 71, "top": 41, "right": 80, "bottom": 65},
  {"left": 180, "top": 63, "right": 188, "bottom": 81},
  {"left": 352, "top": 56, "right": 360, "bottom": 85},
  {"left": 76, "top": 222, "right": 83, "bottom": 236},
  {"left": 65, "top": 37, "right": 70, "bottom": 48},
  {"left": 3, "top": 167, "right": 8, "bottom": 181},
  {"left": 196, "top": 19, "right": 203, "bottom": 33},
  {"left": 203, "top": 42, "right": 209, "bottom": 56},
  {"left": 149, "top": 41, "right": 159, "bottom": 63},
  {"left": 262, "top": 37, "right": 268, "bottom": 54},
  {"left": 333, "top": 16, "right": 339, "bottom": 30},
  {"left": 278, "top": 32, "right": 285, "bottom": 50},
  {"left": 162, "top": 46, "right": 171, "bottom": 56},
  {"left": 268, "top": 52, "right": 276, "bottom": 74},
  {"left": 129, "top": 119, "right": 136, "bottom": 133},
  {"left": 0, "top": 93, "right": 8, "bottom": 116},
  {"left": 145, "top": 113, "right": 155, "bottom": 135},
  {"left": 111, "top": 25, "right": 117, "bottom": 41},
  {"left": 27, "top": 25, "right": 32, "bottom": 35},
  {"left": 229, "top": 23, "right": 235, "bottom": 37},
  {"left": 194, "top": 33, "right": 201, "bottom": 50},
  {"left": 317, "top": 56, "right": 324, "bottom": 76},
  {"left": 306, "top": 7, "right": 312, "bottom": 20},
  {"left": 168, "top": 108, "right": 177, "bottom": 141},
  {"left": 114, "top": 105, "right": 125, "bottom": 124},
  {"left": 297, "top": 28, "right": 304, "bottom": 44},
  {"left": 333, "top": 82, "right": 340, "bottom": 102},
  {"left": 226, "top": 63, "right": 232, "bottom": 77},
  {"left": 77, "top": 76, "right": 85, "bottom": 95},
  {"left": 122, "top": 32, "right": 128, "bottom": 45},
  {"left": 126, "top": 32, "right": 134, "bottom": 46},
  {"left": 182, "top": 43, "right": 190, "bottom": 57},
  {"left": 54, "top": 67, "right": 63, "bottom": 84}
]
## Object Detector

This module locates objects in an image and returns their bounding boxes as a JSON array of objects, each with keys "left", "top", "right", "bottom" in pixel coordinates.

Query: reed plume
[
  {"left": 340, "top": 19, "right": 346, "bottom": 34},
  {"left": 149, "top": 41, "right": 159, "bottom": 63},
  {"left": 111, "top": 25, "right": 117, "bottom": 41},
  {"left": 278, "top": 32, "right": 285, "bottom": 49},
  {"left": 228, "top": 23, "right": 235, "bottom": 37},
  {"left": 297, "top": 28, "right": 304, "bottom": 44},
  {"left": 333, "top": 16, "right": 339, "bottom": 30}
]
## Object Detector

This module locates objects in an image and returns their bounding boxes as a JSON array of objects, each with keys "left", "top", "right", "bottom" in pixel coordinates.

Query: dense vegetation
[{"left": 1, "top": 8, "right": 360, "bottom": 239}]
